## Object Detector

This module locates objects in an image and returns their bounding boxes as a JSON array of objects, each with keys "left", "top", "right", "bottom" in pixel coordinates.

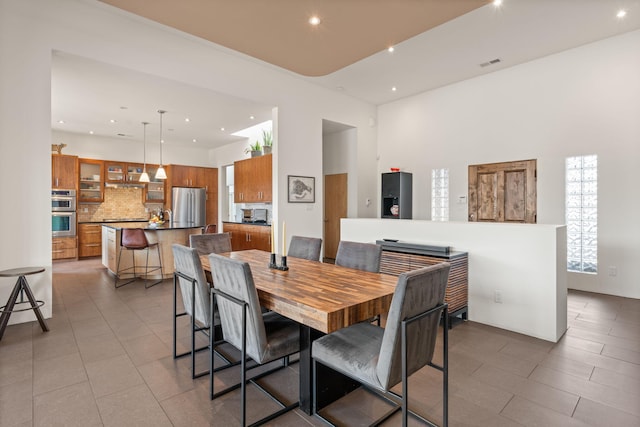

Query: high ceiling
[
  {"left": 98, "top": 0, "right": 490, "bottom": 77},
  {"left": 53, "top": 0, "right": 640, "bottom": 148}
]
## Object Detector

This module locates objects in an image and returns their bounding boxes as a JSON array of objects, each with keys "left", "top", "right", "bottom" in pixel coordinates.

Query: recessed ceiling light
[
  {"left": 185, "top": 118, "right": 190, "bottom": 122},
  {"left": 249, "top": 115, "right": 255, "bottom": 120},
  {"left": 493, "top": 0, "right": 503, "bottom": 6},
  {"left": 391, "top": 87, "right": 397, "bottom": 92},
  {"left": 161, "top": 139, "right": 165, "bottom": 144},
  {"left": 89, "top": 131, "right": 94, "bottom": 135},
  {"left": 309, "top": 16, "right": 321, "bottom": 26},
  {"left": 57, "top": 120, "right": 65, "bottom": 124},
  {"left": 110, "top": 119, "right": 116, "bottom": 123},
  {"left": 220, "top": 127, "right": 225, "bottom": 131},
  {"left": 192, "top": 139, "right": 197, "bottom": 143},
  {"left": 388, "top": 46, "right": 395, "bottom": 53},
  {"left": 617, "top": 9, "right": 627, "bottom": 18}
]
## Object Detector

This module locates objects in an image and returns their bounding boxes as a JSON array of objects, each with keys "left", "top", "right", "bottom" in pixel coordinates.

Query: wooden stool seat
[{"left": 0, "top": 267, "right": 49, "bottom": 341}]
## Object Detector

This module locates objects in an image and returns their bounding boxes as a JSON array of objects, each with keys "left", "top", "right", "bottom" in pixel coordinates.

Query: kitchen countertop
[
  {"left": 101, "top": 222, "right": 203, "bottom": 230},
  {"left": 79, "top": 218, "right": 149, "bottom": 224},
  {"left": 222, "top": 221, "right": 271, "bottom": 227}
]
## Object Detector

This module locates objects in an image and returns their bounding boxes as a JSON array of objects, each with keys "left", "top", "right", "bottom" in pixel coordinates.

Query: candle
[
  {"left": 270, "top": 224, "right": 275, "bottom": 253},
  {"left": 282, "top": 221, "right": 286, "bottom": 256}
]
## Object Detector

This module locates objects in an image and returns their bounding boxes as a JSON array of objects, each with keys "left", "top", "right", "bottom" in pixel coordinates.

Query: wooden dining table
[{"left": 200, "top": 249, "right": 398, "bottom": 414}]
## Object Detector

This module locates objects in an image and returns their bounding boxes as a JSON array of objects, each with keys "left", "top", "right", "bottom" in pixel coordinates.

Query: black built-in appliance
[{"left": 381, "top": 172, "right": 412, "bottom": 219}]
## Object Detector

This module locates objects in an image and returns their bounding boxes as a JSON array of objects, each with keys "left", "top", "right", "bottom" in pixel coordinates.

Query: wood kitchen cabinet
[
  {"left": 145, "top": 164, "right": 165, "bottom": 203},
  {"left": 223, "top": 223, "right": 271, "bottom": 252},
  {"left": 169, "top": 164, "right": 207, "bottom": 188},
  {"left": 234, "top": 154, "right": 272, "bottom": 203},
  {"left": 105, "top": 162, "right": 146, "bottom": 184},
  {"left": 78, "top": 223, "right": 102, "bottom": 258},
  {"left": 78, "top": 159, "right": 104, "bottom": 202},
  {"left": 203, "top": 168, "right": 218, "bottom": 228},
  {"left": 51, "top": 154, "right": 78, "bottom": 189},
  {"left": 52, "top": 236, "right": 77, "bottom": 260},
  {"left": 104, "top": 161, "right": 126, "bottom": 183},
  {"left": 166, "top": 164, "right": 218, "bottom": 227}
]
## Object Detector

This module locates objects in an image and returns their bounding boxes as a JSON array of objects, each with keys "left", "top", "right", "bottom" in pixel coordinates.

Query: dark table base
[{"left": 299, "top": 325, "right": 361, "bottom": 415}]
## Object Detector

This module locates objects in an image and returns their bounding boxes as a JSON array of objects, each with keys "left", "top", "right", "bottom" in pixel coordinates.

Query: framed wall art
[{"left": 288, "top": 175, "right": 315, "bottom": 203}]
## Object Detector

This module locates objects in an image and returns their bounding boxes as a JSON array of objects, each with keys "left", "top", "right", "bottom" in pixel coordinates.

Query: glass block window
[
  {"left": 566, "top": 155, "right": 597, "bottom": 273},
  {"left": 431, "top": 168, "right": 449, "bottom": 221}
]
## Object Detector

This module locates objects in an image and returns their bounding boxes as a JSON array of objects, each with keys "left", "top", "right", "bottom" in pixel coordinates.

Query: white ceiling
[
  {"left": 311, "top": 0, "right": 640, "bottom": 105},
  {"left": 52, "top": 0, "right": 640, "bottom": 147},
  {"left": 51, "top": 52, "right": 274, "bottom": 149}
]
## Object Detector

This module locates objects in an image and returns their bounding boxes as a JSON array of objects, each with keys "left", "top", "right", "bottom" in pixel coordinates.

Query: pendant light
[
  {"left": 139, "top": 121, "right": 150, "bottom": 182},
  {"left": 155, "top": 110, "right": 167, "bottom": 180}
]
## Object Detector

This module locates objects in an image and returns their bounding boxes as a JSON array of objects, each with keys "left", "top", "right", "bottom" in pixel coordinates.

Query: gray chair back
[
  {"left": 172, "top": 244, "right": 211, "bottom": 327},
  {"left": 335, "top": 241, "right": 382, "bottom": 273},
  {"left": 208, "top": 253, "right": 269, "bottom": 363},
  {"left": 189, "top": 233, "right": 232, "bottom": 256},
  {"left": 288, "top": 236, "right": 322, "bottom": 261},
  {"left": 376, "top": 263, "right": 450, "bottom": 390}
]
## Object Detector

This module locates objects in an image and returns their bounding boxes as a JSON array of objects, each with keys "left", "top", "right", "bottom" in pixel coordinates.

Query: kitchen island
[{"left": 102, "top": 223, "right": 202, "bottom": 279}]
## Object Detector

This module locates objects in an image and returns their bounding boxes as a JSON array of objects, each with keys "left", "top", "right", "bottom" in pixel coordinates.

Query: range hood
[{"left": 104, "top": 182, "right": 145, "bottom": 189}]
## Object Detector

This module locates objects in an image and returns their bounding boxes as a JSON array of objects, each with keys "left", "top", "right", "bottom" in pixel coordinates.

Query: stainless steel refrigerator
[{"left": 171, "top": 187, "right": 206, "bottom": 227}]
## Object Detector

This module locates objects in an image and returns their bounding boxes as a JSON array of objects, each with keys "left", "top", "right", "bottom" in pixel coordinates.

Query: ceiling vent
[{"left": 480, "top": 58, "right": 502, "bottom": 68}]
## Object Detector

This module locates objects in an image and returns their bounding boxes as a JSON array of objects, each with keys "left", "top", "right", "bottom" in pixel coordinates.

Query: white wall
[
  {"left": 323, "top": 127, "right": 358, "bottom": 218},
  {"left": 342, "top": 219, "right": 568, "bottom": 342},
  {"left": 377, "top": 30, "right": 640, "bottom": 299},
  {"left": 53, "top": 130, "right": 213, "bottom": 166},
  {"left": 0, "top": 0, "right": 377, "bottom": 325}
]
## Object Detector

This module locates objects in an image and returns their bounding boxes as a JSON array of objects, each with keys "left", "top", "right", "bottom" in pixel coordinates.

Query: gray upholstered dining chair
[
  {"left": 312, "top": 263, "right": 451, "bottom": 427},
  {"left": 335, "top": 240, "right": 383, "bottom": 324},
  {"left": 287, "top": 235, "right": 322, "bottom": 261},
  {"left": 172, "top": 244, "right": 232, "bottom": 379},
  {"left": 189, "top": 232, "right": 232, "bottom": 256},
  {"left": 208, "top": 253, "right": 300, "bottom": 427},
  {"left": 335, "top": 240, "right": 382, "bottom": 273}
]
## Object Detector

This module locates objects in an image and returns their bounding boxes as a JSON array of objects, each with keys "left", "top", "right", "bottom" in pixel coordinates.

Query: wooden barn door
[{"left": 468, "top": 159, "right": 537, "bottom": 223}]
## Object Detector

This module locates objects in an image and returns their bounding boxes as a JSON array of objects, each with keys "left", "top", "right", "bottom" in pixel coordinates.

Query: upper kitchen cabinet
[
  {"left": 169, "top": 164, "right": 207, "bottom": 188},
  {"left": 145, "top": 164, "right": 165, "bottom": 203},
  {"left": 105, "top": 162, "right": 146, "bottom": 183},
  {"left": 78, "top": 158, "right": 104, "bottom": 202},
  {"left": 126, "top": 163, "right": 145, "bottom": 183},
  {"left": 51, "top": 154, "right": 78, "bottom": 189},
  {"left": 234, "top": 154, "right": 272, "bottom": 203},
  {"left": 104, "top": 161, "right": 125, "bottom": 183}
]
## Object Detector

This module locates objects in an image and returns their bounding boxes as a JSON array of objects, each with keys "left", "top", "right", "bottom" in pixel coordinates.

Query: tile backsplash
[{"left": 78, "top": 187, "right": 163, "bottom": 222}]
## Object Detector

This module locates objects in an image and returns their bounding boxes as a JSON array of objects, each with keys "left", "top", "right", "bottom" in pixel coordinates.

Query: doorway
[
  {"left": 323, "top": 173, "right": 347, "bottom": 260},
  {"left": 322, "top": 119, "right": 356, "bottom": 261}
]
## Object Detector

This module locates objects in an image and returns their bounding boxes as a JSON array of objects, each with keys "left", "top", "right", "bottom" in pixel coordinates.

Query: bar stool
[
  {"left": 114, "top": 228, "right": 163, "bottom": 289},
  {"left": 0, "top": 267, "right": 49, "bottom": 341}
]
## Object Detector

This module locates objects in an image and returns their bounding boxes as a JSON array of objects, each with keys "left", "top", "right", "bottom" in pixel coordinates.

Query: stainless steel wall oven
[{"left": 52, "top": 189, "right": 76, "bottom": 237}]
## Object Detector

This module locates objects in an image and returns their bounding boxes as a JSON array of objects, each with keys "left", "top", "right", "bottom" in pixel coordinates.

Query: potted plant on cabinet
[
  {"left": 261, "top": 130, "right": 273, "bottom": 154},
  {"left": 245, "top": 140, "right": 262, "bottom": 157}
]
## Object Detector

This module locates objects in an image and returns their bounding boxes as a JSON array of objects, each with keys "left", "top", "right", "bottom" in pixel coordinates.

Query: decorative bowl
[{"left": 390, "top": 167, "right": 400, "bottom": 172}]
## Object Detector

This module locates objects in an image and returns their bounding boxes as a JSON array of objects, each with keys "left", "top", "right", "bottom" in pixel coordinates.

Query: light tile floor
[{"left": 0, "top": 258, "right": 638, "bottom": 426}]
